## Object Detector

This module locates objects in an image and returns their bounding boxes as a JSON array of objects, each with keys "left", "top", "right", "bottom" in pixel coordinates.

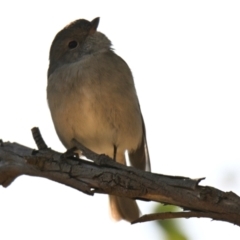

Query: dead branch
[{"left": 0, "top": 127, "right": 240, "bottom": 226}]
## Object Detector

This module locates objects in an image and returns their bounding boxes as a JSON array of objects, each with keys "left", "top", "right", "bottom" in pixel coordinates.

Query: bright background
[{"left": 0, "top": 1, "right": 240, "bottom": 239}]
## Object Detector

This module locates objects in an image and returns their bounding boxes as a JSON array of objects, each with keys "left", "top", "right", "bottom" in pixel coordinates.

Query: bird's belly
[{"left": 49, "top": 93, "right": 142, "bottom": 158}]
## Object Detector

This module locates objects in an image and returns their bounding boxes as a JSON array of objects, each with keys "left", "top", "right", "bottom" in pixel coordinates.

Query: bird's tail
[{"left": 109, "top": 195, "right": 140, "bottom": 222}]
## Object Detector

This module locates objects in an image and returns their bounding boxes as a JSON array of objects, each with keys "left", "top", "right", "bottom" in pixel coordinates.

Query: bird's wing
[{"left": 128, "top": 115, "right": 151, "bottom": 171}]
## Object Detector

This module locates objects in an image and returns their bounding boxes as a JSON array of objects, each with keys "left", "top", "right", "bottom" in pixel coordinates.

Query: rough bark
[{"left": 0, "top": 127, "right": 239, "bottom": 225}]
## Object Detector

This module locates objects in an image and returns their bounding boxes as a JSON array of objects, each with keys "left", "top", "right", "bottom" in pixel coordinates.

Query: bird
[{"left": 47, "top": 17, "right": 150, "bottom": 222}]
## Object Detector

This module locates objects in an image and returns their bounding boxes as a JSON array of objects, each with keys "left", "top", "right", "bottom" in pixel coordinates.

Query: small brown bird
[{"left": 47, "top": 17, "right": 150, "bottom": 222}]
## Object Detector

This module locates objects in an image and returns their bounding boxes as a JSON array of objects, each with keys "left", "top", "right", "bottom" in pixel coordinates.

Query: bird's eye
[{"left": 68, "top": 40, "right": 78, "bottom": 49}]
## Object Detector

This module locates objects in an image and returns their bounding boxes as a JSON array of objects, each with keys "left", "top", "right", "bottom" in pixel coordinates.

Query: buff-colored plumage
[{"left": 47, "top": 17, "right": 150, "bottom": 222}]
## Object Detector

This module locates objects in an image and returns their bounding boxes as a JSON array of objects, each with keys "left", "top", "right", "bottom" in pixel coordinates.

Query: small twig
[
  {"left": 132, "top": 211, "right": 236, "bottom": 224},
  {"left": 31, "top": 127, "right": 48, "bottom": 150}
]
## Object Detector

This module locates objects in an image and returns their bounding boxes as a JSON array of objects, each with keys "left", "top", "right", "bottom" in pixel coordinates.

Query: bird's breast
[{"left": 47, "top": 56, "right": 142, "bottom": 156}]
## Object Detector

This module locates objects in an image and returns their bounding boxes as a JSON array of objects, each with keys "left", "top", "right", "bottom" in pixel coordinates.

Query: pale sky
[{"left": 0, "top": 1, "right": 240, "bottom": 239}]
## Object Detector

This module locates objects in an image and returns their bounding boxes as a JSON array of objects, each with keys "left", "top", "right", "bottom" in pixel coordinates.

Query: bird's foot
[{"left": 61, "top": 147, "right": 79, "bottom": 160}]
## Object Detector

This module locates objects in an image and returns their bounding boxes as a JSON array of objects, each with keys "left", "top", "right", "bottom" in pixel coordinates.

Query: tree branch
[{"left": 0, "top": 127, "right": 240, "bottom": 226}]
